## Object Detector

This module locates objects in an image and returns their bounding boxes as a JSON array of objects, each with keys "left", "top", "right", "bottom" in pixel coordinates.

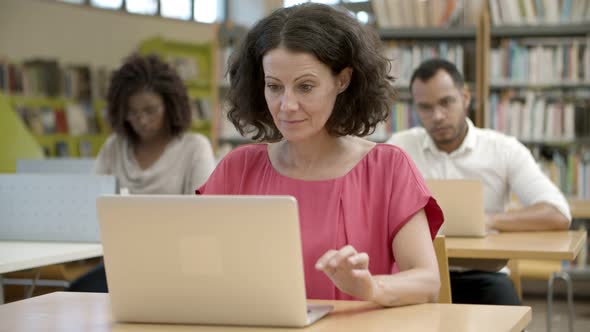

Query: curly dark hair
[
  {"left": 226, "top": 3, "right": 395, "bottom": 141},
  {"left": 106, "top": 54, "right": 191, "bottom": 144}
]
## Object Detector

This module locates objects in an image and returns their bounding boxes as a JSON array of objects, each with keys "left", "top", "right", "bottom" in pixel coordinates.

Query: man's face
[{"left": 412, "top": 70, "right": 470, "bottom": 150}]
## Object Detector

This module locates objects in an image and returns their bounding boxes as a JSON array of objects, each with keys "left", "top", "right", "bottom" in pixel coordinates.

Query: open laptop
[
  {"left": 96, "top": 195, "right": 333, "bottom": 327},
  {"left": 426, "top": 179, "right": 487, "bottom": 237}
]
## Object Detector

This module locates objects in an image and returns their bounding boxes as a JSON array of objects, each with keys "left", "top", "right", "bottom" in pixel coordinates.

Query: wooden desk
[
  {"left": 568, "top": 198, "right": 590, "bottom": 219},
  {"left": 0, "top": 241, "right": 102, "bottom": 303},
  {"left": 0, "top": 292, "right": 531, "bottom": 332},
  {"left": 445, "top": 230, "right": 586, "bottom": 260}
]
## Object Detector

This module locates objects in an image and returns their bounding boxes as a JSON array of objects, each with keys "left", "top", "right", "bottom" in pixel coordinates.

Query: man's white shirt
[{"left": 387, "top": 119, "right": 571, "bottom": 221}]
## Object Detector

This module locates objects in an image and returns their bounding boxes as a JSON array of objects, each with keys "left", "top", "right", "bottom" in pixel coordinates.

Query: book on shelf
[
  {"left": 55, "top": 140, "right": 70, "bottom": 157},
  {"left": 21, "top": 58, "right": 61, "bottom": 97},
  {"left": 10, "top": 98, "right": 101, "bottom": 136},
  {"left": 487, "top": 90, "right": 589, "bottom": 142},
  {"left": 0, "top": 56, "right": 107, "bottom": 103},
  {"left": 190, "top": 98, "right": 212, "bottom": 122},
  {"left": 94, "top": 67, "right": 111, "bottom": 100},
  {"left": 372, "top": 0, "right": 486, "bottom": 28},
  {"left": 385, "top": 41, "right": 466, "bottom": 86},
  {"left": 365, "top": 101, "right": 420, "bottom": 142},
  {"left": 138, "top": 37, "right": 214, "bottom": 98},
  {"left": 490, "top": 37, "right": 589, "bottom": 84},
  {"left": 63, "top": 65, "right": 92, "bottom": 100},
  {"left": 534, "top": 146, "right": 590, "bottom": 200},
  {"left": 489, "top": 0, "right": 590, "bottom": 26},
  {"left": 0, "top": 59, "right": 24, "bottom": 94},
  {"left": 217, "top": 46, "right": 232, "bottom": 87}
]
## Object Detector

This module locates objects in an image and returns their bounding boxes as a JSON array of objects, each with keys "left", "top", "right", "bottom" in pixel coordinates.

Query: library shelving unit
[
  {"left": 375, "top": 26, "right": 481, "bottom": 141},
  {"left": 138, "top": 36, "right": 218, "bottom": 148},
  {"left": 481, "top": 12, "right": 590, "bottom": 201},
  {"left": 0, "top": 55, "right": 112, "bottom": 159},
  {"left": 5, "top": 94, "right": 109, "bottom": 158},
  {"left": 213, "top": 22, "right": 252, "bottom": 157}
]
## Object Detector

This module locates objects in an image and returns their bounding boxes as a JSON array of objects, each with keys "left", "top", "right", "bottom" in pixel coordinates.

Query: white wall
[{"left": 0, "top": 0, "right": 216, "bottom": 68}]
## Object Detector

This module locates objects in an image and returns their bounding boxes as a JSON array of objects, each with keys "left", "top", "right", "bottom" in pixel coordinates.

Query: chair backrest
[
  {"left": 433, "top": 235, "right": 452, "bottom": 303},
  {"left": 0, "top": 174, "right": 116, "bottom": 242},
  {"left": 16, "top": 158, "right": 95, "bottom": 174}
]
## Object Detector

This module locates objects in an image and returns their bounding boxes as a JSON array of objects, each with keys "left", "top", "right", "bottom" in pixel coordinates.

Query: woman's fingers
[
  {"left": 315, "top": 249, "right": 338, "bottom": 270},
  {"left": 348, "top": 252, "right": 369, "bottom": 269}
]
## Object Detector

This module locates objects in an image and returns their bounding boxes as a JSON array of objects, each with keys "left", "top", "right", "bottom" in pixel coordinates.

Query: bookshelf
[
  {"left": 482, "top": 3, "right": 590, "bottom": 200},
  {"left": 214, "top": 23, "right": 253, "bottom": 157},
  {"left": 370, "top": 31, "right": 478, "bottom": 141},
  {"left": 2, "top": 36, "right": 218, "bottom": 159},
  {"left": 138, "top": 36, "right": 218, "bottom": 151},
  {"left": 0, "top": 54, "right": 112, "bottom": 159},
  {"left": 369, "top": 1, "right": 590, "bottom": 205}
]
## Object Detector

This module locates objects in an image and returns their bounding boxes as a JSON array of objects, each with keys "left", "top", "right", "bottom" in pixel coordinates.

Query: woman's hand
[{"left": 315, "top": 245, "right": 378, "bottom": 301}]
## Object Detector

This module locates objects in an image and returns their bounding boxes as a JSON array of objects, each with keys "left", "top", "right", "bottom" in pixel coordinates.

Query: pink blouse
[{"left": 197, "top": 144, "right": 443, "bottom": 300}]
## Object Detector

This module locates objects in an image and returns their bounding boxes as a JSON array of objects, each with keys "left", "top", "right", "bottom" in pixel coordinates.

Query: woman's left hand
[{"left": 315, "top": 245, "right": 378, "bottom": 301}]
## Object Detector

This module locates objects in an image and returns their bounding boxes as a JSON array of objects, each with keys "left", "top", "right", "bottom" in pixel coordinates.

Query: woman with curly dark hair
[
  {"left": 197, "top": 3, "right": 444, "bottom": 306},
  {"left": 95, "top": 54, "right": 215, "bottom": 195},
  {"left": 69, "top": 54, "right": 215, "bottom": 293}
]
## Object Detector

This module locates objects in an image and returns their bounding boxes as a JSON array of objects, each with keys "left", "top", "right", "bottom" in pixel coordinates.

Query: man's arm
[
  {"left": 488, "top": 202, "right": 570, "bottom": 232},
  {"left": 491, "top": 138, "right": 571, "bottom": 232}
]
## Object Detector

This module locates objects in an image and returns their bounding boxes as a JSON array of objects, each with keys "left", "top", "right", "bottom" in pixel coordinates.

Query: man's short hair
[{"left": 409, "top": 58, "right": 465, "bottom": 91}]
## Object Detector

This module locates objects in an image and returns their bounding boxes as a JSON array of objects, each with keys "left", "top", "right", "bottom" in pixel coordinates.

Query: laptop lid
[
  {"left": 97, "top": 195, "right": 320, "bottom": 327},
  {"left": 426, "top": 179, "right": 487, "bottom": 237}
]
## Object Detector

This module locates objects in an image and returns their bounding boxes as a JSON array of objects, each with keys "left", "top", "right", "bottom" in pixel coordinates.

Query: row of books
[
  {"left": 384, "top": 42, "right": 467, "bottom": 87},
  {"left": 190, "top": 98, "right": 213, "bottom": 122},
  {"left": 536, "top": 147, "right": 590, "bottom": 199},
  {"left": 13, "top": 102, "right": 101, "bottom": 136},
  {"left": 487, "top": 91, "right": 590, "bottom": 142},
  {"left": 218, "top": 101, "right": 420, "bottom": 144},
  {"left": 368, "top": 101, "right": 421, "bottom": 142},
  {"left": 0, "top": 57, "right": 110, "bottom": 100},
  {"left": 12, "top": 96, "right": 210, "bottom": 139},
  {"left": 490, "top": 38, "right": 590, "bottom": 84},
  {"left": 40, "top": 139, "right": 98, "bottom": 158},
  {"left": 372, "top": 0, "right": 486, "bottom": 28},
  {"left": 490, "top": 0, "right": 590, "bottom": 26},
  {"left": 217, "top": 46, "right": 232, "bottom": 87}
]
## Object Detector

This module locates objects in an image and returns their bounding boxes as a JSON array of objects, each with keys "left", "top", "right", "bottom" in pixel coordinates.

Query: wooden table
[
  {"left": 568, "top": 198, "right": 590, "bottom": 219},
  {"left": 0, "top": 292, "right": 531, "bottom": 332},
  {"left": 445, "top": 230, "right": 586, "bottom": 260},
  {"left": 0, "top": 241, "right": 103, "bottom": 303}
]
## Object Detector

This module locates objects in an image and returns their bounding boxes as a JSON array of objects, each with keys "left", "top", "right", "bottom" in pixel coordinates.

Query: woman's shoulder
[
  {"left": 180, "top": 132, "right": 212, "bottom": 148},
  {"left": 100, "top": 134, "right": 125, "bottom": 153},
  {"left": 366, "top": 143, "right": 413, "bottom": 165}
]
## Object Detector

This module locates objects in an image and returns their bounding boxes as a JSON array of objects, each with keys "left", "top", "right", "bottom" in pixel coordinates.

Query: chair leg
[
  {"left": 547, "top": 272, "right": 575, "bottom": 332},
  {"left": 547, "top": 274, "right": 554, "bottom": 332},
  {"left": 563, "top": 273, "right": 575, "bottom": 332}
]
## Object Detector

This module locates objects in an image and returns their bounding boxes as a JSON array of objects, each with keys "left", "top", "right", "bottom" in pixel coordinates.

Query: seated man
[{"left": 387, "top": 58, "right": 571, "bottom": 305}]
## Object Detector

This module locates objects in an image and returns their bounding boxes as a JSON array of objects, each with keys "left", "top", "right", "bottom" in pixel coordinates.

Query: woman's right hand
[{"left": 315, "top": 245, "right": 378, "bottom": 301}]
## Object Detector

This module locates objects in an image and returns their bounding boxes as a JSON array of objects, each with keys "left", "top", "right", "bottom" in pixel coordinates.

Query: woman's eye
[
  {"left": 300, "top": 84, "right": 313, "bottom": 92},
  {"left": 266, "top": 84, "right": 281, "bottom": 92}
]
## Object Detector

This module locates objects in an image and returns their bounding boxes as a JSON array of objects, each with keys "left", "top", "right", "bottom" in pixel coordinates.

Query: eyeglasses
[
  {"left": 415, "top": 97, "right": 457, "bottom": 117},
  {"left": 416, "top": 106, "right": 451, "bottom": 117},
  {"left": 126, "top": 106, "right": 163, "bottom": 121}
]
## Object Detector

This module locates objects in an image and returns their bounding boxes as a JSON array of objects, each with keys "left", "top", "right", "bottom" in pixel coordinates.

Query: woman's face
[
  {"left": 125, "top": 90, "right": 167, "bottom": 142},
  {"left": 262, "top": 47, "right": 351, "bottom": 143}
]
